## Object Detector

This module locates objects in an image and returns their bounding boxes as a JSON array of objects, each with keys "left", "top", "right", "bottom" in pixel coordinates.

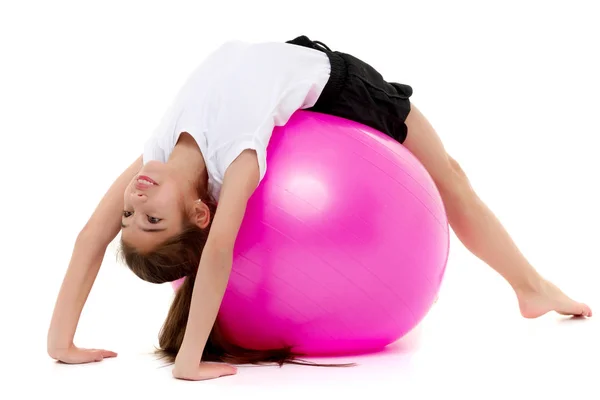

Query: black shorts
[{"left": 286, "top": 35, "right": 413, "bottom": 143}]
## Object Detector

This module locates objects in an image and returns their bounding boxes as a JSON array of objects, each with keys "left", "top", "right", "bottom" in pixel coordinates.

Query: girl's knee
[
  {"left": 448, "top": 156, "right": 467, "bottom": 178},
  {"left": 437, "top": 155, "right": 472, "bottom": 196}
]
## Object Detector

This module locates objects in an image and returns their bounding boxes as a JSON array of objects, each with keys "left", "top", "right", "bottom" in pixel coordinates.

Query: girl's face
[{"left": 120, "top": 161, "right": 188, "bottom": 251}]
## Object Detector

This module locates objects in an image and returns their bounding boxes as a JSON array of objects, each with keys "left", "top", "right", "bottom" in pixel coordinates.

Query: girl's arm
[
  {"left": 47, "top": 156, "right": 143, "bottom": 362},
  {"left": 173, "top": 149, "right": 260, "bottom": 380}
]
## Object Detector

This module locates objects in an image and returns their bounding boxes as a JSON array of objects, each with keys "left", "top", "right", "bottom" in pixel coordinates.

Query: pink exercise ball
[{"left": 173, "top": 110, "right": 449, "bottom": 356}]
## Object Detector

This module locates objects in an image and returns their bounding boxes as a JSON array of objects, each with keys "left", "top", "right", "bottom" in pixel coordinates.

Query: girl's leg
[{"left": 402, "top": 103, "right": 591, "bottom": 318}]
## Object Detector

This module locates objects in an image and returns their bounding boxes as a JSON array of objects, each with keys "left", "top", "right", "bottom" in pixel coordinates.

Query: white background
[{"left": 1, "top": 0, "right": 598, "bottom": 399}]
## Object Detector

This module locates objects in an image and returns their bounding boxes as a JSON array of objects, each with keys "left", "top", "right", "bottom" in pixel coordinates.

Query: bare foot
[{"left": 516, "top": 279, "right": 592, "bottom": 318}]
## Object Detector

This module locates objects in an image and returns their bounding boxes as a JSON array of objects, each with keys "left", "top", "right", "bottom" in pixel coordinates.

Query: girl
[{"left": 47, "top": 35, "right": 591, "bottom": 381}]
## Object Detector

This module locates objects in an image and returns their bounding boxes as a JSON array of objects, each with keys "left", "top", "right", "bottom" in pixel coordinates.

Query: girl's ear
[{"left": 191, "top": 199, "right": 211, "bottom": 229}]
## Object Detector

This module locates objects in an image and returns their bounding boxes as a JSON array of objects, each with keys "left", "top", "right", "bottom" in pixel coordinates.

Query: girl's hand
[
  {"left": 172, "top": 361, "right": 237, "bottom": 381},
  {"left": 49, "top": 345, "right": 117, "bottom": 364}
]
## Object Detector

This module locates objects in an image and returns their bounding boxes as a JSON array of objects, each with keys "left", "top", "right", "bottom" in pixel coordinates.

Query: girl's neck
[{"left": 168, "top": 132, "right": 208, "bottom": 193}]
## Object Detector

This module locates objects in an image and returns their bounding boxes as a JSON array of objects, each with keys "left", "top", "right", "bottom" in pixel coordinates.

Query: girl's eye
[
  {"left": 123, "top": 211, "right": 133, "bottom": 218},
  {"left": 148, "top": 216, "right": 162, "bottom": 224}
]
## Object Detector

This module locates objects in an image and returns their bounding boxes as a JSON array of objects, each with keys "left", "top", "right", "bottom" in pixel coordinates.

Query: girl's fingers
[
  {"left": 87, "top": 348, "right": 117, "bottom": 358},
  {"left": 100, "top": 350, "right": 118, "bottom": 358}
]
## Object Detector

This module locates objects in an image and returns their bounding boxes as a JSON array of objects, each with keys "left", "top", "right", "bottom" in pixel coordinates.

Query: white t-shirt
[{"left": 142, "top": 40, "right": 331, "bottom": 199}]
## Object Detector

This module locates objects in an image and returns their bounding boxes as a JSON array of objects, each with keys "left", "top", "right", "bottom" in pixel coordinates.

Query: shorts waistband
[{"left": 286, "top": 35, "right": 347, "bottom": 110}]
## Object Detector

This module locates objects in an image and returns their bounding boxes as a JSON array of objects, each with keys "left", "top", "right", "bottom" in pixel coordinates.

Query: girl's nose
[{"left": 131, "top": 192, "right": 147, "bottom": 203}]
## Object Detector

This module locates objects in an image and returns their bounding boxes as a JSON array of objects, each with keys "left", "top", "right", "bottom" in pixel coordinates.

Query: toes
[
  {"left": 583, "top": 305, "right": 592, "bottom": 317},
  {"left": 576, "top": 303, "right": 592, "bottom": 317}
]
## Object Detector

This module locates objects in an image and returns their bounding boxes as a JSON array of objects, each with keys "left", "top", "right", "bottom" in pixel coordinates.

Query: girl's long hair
[{"left": 119, "top": 193, "right": 352, "bottom": 367}]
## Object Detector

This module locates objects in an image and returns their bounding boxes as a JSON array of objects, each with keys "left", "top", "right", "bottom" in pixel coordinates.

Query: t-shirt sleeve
[
  {"left": 141, "top": 97, "right": 181, "bottom": 164},
  {"left": 210, "top": 79, "right": 322, "bottom": 184},
  {"left": 213, "top": 133, "right": 268, "bottom": 184}
]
